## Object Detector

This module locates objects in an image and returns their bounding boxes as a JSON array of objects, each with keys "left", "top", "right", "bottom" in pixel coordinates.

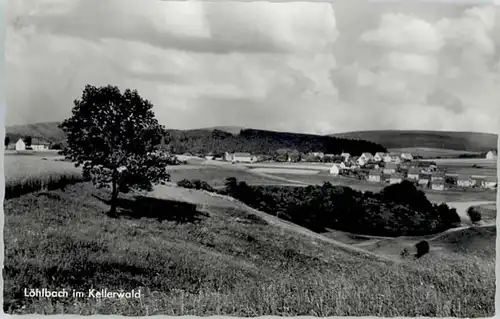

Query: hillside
[
  {"left": 331, "top": 130, "right": 498, "bottom": 152},
  {"left": 6, "top": 122, "right": 65, "bottom": 143},
  {"left": 199, "top": 126, "right": 245, "bottom": 135},
  {"left": 6, "top": 122, "right": 386, "bottom": 156},
  {"left": 3, "top": 182, "right": 495, "bottom": 316}
]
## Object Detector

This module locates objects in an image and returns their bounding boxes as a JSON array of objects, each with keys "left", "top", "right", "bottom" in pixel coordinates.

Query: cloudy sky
[{"left": 5, "top": 0, "right": 500, "bottom": 134}]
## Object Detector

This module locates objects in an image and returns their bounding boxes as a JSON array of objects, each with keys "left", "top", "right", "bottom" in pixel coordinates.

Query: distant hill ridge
[
  {"left": 5, "top": 122, "right": 497, "bottom": 153},
  {"left": 331, "top": 130, "right": 498, "bottom": 153}
]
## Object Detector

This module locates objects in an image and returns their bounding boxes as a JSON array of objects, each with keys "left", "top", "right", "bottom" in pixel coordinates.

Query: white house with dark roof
[
  {"left": 383, "top": 162, "right": 398, "bottom": 175},
  {"left": 457, "top": 175, "right": 473, "bottom": 187},
  {"left": 367, "top": 170, "right": 383, "bottom": 182},
  {"left": 431, "top": 180, "right": 445, "bottom": 191},
  {"left": 407, "top": 167, "right": 420, "bottom": 180},
  {"left": 482, "top": 176, "right": 497, "bottom": 189}
]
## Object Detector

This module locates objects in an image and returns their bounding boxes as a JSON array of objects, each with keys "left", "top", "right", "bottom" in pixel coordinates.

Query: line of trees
[{"left": 165, "top": 128, "right": 387, "bottom": 156}]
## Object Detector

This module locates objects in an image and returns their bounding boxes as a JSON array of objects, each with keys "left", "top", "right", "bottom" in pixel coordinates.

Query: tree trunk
[{"left": 109, "top": 172, "right": 119, "bottom": 217}]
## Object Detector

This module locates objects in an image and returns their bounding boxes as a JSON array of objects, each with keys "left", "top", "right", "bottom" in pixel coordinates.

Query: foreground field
[{"left": 4, "top": 183, "right": 495, "bottom": 316}]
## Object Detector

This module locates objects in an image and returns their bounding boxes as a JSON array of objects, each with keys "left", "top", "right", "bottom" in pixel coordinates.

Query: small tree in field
[
  {"left": 467, "top": 206, "right": 482, "bottom": 224},
  {"left": 59, "top": 85, "right": 172, "bottom": 217}
]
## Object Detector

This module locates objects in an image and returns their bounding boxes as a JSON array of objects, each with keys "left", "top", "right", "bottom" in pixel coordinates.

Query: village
[{"left": 215, "top": 150, "right": 498, "bottom": 191}]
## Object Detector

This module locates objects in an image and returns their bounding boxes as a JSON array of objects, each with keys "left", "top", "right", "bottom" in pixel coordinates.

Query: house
[
  {"left": 15, "top": 138, "right": 26, "bottom": 151},
  {"left": 311, "top": 152, "right": 325, "bottom": 159},
  {"left": 357, "top": 157, "right": 367, "bottom": 167},
  {"left": 340, "top": 153, "right": 351, "bottom": 161},
  {"left": 486, "top": 150, "right": 498, "bottom": 160},
  {"left": 482, "top": 176, "right": 497, "bottom": 189},
  {"left": 383, "top": 162, "right": 398, "bottom": 174},
  {"left": 373, "top": 152, "right": 386, "bottom": 162},
  {"left": 401, "top": 153, "right": 413, "bottom": 161},
  {"left": 229, "top": 152, "right": 254, "bottom": 163},
  {"left": 418, "top": 173, "right": 432, "bottom": 187},
  {"left": 389, "top": 173, "right": 403, "bottom": 184},
  {"left": 360, "top": 152, "right": 374, "bottom": 162},
  {"left": 329, "top": 164, "right": 342, "bottom": 176},
  {"left": 367, "top": 170, "right": 383, "bottom": 182},
  {"left": 407, "top": 167, "right": 420, "bottom": 180},
  {"left": 431, "top": 181, "right": 445, "bottom": 191},
  {"left": 471, "top": 176, "right": 485, "bottom": 187},
  {"left": 457, "top": 175, "right": 473, "bottom": 187},
  {"left": 383, "top": 154, "right": 392, "bottom": 163},
  {"left": 431, "top": 172, "right": 445, "bottom": 182},
  {"left": 391, "top": 156, "right": 402, "bottom": 165},
  {"left": 30, "top": 138, "right": 50, "bottom": 151}
]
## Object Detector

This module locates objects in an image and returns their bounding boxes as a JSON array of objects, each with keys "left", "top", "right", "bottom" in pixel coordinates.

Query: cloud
[
  {"left": 360, "top": 13, "right": 444, "bottom": 53},
  {"left": 5, "top": 0, "right": 500, "bottom": 135}
]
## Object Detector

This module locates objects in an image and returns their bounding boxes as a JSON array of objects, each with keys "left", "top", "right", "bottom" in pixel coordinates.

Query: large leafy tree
[{"left": 59, "top": 85, "right": 172, "bottom": 216}]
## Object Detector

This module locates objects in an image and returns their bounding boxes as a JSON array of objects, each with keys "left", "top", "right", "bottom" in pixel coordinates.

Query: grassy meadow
[{"left": 3, "top": 182, "right": 496, "bottom": 316}]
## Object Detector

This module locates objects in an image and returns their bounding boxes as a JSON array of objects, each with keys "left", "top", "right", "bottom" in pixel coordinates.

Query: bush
[
  {"left": 177, "top": 179, "right": 214, "bottom": 192},
  {"left": 415, "top": 241, "right": 430, "bottom": 258},
  {"left": 467, "top": 207, "right": 482, "bottom": 224}
]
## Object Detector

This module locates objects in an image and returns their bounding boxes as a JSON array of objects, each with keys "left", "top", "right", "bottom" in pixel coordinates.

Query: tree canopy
[{"left": 59, "top": 84, "right": 172, "bottom": 216}]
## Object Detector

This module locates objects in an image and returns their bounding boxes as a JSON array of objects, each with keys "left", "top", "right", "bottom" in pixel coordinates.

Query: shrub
[
  {"left": 467, "top": 207, "right": 482, "bottom": 224},
  {"left": 177, "top": 179, "right": 215, "bottom": 192},
  {"left": 415, "top": 241, "right": 430, "bottom": 258}
]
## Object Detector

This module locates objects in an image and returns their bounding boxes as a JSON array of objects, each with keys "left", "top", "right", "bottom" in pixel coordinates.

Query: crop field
[
  {"left": 4, "top": 154, "right": 81, "bottom": 181},
  {"left": 167, "top": 165, "right": 290, "bottom": 187},
  {"left": 244, "top": 162, "right": 331, "bottom": 171},
  {"left": 250, "top": 168, "right": 321, "bottom": 175}
]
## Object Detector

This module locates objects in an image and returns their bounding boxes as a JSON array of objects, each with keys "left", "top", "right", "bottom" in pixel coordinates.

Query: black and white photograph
[{"left": 3, "top": 0, "right": 499, "bottom": 316}]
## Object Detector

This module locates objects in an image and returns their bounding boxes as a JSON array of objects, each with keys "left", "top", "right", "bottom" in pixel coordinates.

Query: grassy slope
[
  {"left": 4, "top": 183, "right": 495, "bottom": 316},
  {"left": 331, "top": 130, "right": 498, "bottom": 152}
]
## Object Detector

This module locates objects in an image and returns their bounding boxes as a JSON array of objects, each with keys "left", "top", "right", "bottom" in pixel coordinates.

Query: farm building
[
  {"left": 482, "top": 177, "right": 497, "bottom": 189},
  {"left": 431, "top": 172, "right": 445, "bottom": 182},
  {"left": 418, "top": 173, "right": 431, "bottom": 187},
  {"left": 389, "top": 173, "right": 403, "bottom": 184},
  {"left": 15, "top": 138, "right": 26, "bottom": 151},
  {"left": 401, "top": 153, "right": 413, "bottom": 161},
  {"left": 486, "top": 150, "right": 497, "bottom": 160},
  {"left": 329, "top": 164, "right": 342, "bottom": 176},
  {"left": 431, "top": 181, "right": 445, "bottom": 191},
  {"left": 407, "top": 167, "right": 420, "bottom": 180},
  {"left": 367, "top": 170, "right": 383, "bottom": 182},
  {"left": 383, "top": 162, "right": 398, "bottom": 174},
  {"left": 457, "top": 175, "right": 473, "bottom": 187}
]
